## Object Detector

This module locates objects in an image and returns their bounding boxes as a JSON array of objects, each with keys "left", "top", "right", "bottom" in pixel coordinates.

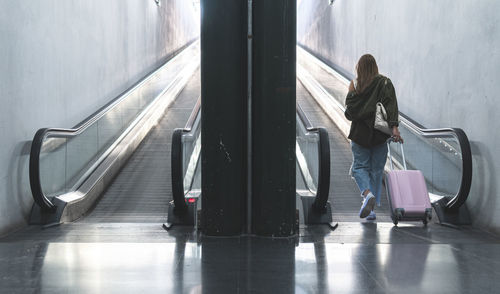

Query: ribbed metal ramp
[{"left": 79, "top": 71, "right": 200, "bottom": 223}]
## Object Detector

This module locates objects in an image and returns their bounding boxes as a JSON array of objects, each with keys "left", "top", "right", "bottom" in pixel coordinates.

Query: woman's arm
[
  {"left": 381, "top": 78, "right": 399, "bottom": 128},
  {"left": 392, "top": 126, "right": 403, "bottom": 143},
  {"left": 381, "top": 78, "right": 403, "bottom": 142}
]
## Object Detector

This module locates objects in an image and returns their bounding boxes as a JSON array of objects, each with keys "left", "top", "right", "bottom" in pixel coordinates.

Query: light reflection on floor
[
  {"left": 1, "top": 222, "right": 500, "bottom": 293},
  {"left": 0, "top": 240, "right": 497, "bottom": 293},
  {"left": 40, "top": 243, "right": 201, "bottom": 293}
]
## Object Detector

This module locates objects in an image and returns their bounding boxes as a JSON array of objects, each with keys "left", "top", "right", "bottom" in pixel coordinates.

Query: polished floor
[{"left": 1, "top": 222, "right": 500, "bottom": 293}]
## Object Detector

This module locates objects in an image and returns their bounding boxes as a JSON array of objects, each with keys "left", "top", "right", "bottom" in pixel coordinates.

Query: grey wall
[
  {"left": 298, "top": 0, "right": 500, "bottom": 233},
  {"left": 0, "top": 0, "right": 199, "bottom": 236}
]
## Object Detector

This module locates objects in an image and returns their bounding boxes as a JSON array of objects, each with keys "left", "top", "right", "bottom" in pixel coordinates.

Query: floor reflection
[
  {"left": 40, "top": 242, "right": 193, "bottom": 292},
  {"left": 1, "top": 224, "right": 500, "bottom": 293},
  {"left": 381, "top": 227, "right": 430, "bottom": 289},
  {"left": 200, "top": 236, "right": 296, "bottom": 293}
]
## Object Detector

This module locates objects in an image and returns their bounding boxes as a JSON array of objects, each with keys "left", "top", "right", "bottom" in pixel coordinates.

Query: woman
[{"left": 344, "top": 54, "right": 402, "bottom": 220}]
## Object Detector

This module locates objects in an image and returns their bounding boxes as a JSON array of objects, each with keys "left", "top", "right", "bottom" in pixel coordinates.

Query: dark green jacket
[{"left": 344, "top": 75, "right": 399, "bottom": 148}]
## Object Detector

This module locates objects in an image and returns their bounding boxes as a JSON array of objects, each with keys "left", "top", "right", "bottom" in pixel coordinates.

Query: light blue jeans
[{"left": 350, "top": 141, "right": 388, "bottom": 206}]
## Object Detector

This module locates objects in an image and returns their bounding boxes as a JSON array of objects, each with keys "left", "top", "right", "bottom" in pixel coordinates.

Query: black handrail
[
  {"left": 398, "top": 113, "right": 472, "bottom": 211},
  {"left": 171, "top": 129, "right": 188, "bottom": 214},
  {"left": 29, "top": 128, "right": 57, "bottom": 212},
  {"left": 296, "top": 103, "right": 331, "bottom": 213},
  {"left": 171, "top": 96, "right": 201, "bottom": 215}
]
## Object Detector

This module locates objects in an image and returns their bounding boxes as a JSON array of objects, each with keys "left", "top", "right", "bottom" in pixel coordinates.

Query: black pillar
[
  {"left": 252, "top": 0, "right": 297, "bottom": 236},
  {"left": 200, "top": 0, "right": 247, "bottom": 235}
]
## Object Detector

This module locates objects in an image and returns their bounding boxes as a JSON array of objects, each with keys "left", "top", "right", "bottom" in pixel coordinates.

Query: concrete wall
[
  {"left": 0, "top": 0, "right": 199, "bottom": 236},
  {"left": 298, "top": 0, "right": 500, "bottom": 233}
]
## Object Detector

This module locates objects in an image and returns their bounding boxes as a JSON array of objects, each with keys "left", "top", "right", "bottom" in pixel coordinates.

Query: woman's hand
[
  {"left": 392, "top": 126, "right": 404, "bottom": 143},
  {"left": 349, "top": 80, "right": 355, "bottom": 92}
]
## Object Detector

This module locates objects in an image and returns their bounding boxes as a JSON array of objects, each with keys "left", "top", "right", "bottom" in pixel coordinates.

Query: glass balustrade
[
  {"left": 296, "top": 113, "right": 321, "bottom": 195},
  {"left": 181, "top": 113, "right": 202, "bottom": 195}
]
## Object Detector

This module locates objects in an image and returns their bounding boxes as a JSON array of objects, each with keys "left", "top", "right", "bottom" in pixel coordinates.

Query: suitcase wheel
[
  {"left": 391, "top": 216, "right": 398, "bottom": 226},
  {"left": 423, "top": 209, "right": 432, "bottom": 226}
]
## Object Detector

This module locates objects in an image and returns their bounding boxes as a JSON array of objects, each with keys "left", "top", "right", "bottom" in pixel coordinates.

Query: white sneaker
[
  {"left": 366, "top": 211, "right": 376, "bottom": 221},
  {"left": 359, "top": 193, "right": 376, "bottom": 218}
]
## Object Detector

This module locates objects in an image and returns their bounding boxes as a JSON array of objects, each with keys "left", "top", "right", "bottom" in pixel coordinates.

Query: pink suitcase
[{"left": 385, "top": 140, "right": 432, "bottom": 226}]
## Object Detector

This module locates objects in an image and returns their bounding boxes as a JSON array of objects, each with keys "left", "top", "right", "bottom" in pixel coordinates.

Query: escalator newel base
[
  {"left": 300, "top": 196, "right": 334, "bottom": 227},
  {"left": 29, "top": 197, "right": 66, "bottom": 226},
  {"left": 432, "top": 197, "right": 472, "bottom": 226},
  {"left": 165, "top": 198, "right": 199, "bottom": 229}
]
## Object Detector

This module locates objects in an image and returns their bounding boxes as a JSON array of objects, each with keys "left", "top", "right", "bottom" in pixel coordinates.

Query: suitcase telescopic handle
[{"left": 387, "top": 137, "right": 407, "bottom": 171}]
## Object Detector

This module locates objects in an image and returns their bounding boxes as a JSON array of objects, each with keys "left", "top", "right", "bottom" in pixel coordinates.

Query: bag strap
[{"left": 378, "top": 77, "right": 389, "bottom": 102}]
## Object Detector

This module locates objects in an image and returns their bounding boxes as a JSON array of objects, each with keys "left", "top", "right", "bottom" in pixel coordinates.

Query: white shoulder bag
[{"left": 374, "top": 102, "right": 392, "bottom": 135}]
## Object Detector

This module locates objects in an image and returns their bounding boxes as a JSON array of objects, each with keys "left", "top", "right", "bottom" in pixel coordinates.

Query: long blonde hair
[{"left": 356, "top": 54, "right": 379, "bottom": 93}]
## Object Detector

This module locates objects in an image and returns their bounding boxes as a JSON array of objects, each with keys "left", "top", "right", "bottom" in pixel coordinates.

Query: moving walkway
[
  {"left": 297, "top": 46, "right": 473, "bottom": 226},
  {"left": 27, "top": 43, "right": 473, "bottom": 229},
  {"left": 29, "top": 42, "right": 200, "bottom": 225}
]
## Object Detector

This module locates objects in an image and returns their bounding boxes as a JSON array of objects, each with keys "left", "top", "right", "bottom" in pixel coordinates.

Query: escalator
[
  {"left": 29, "top": 42, "right": 200, "bottom": 225},
  {"left": 27, "top": 42, "right": 473, "bottom": 228},
  {"left": 28, "top": 39, "right": 334, "bottom": 229},
  {"left": 297, "top": 45, "right": 473, "bottom": 226}
]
